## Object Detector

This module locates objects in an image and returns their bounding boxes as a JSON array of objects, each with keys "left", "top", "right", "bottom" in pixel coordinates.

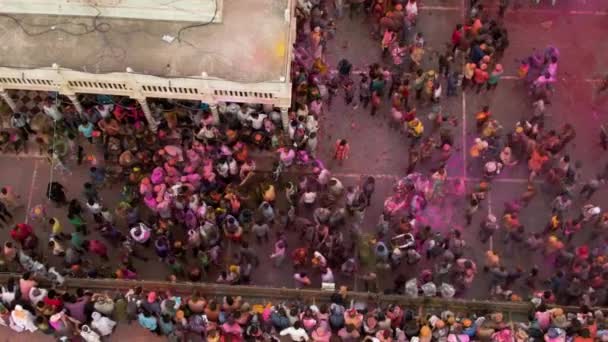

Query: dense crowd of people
[
  {"left": 2, "top": 274, "right": 608, "bottom": 341},
  {"left": 0, "top": 0, "right": 605, "bottom": 340}
]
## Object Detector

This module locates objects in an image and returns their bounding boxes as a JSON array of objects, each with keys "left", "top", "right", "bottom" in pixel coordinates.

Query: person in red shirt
[
  {"left": 451, "top": 24, "right": 463, "bottom": 53},
  {"left": 43, "top": 289, "right": 63, "bottom": 312},
  {"left": 83, "top": 239, "right": 109, "bottom": 260},
  {"left": 474, "top": 63, "right": 489, "bottom": 94},
  {"left": 10, "top": 223, "right": 32, "bottom": 245}
]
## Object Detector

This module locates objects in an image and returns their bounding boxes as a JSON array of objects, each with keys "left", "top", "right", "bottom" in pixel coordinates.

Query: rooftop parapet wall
[{"left": 0, "top": 0, "right": 222, "bottom": 23}]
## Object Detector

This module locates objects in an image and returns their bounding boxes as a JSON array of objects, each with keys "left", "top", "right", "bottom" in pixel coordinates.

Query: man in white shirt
[
  {"left": 43, "top": 99, "right": 63, "bottom": 122},
  {"left": 249, "top": 112, "right": 267, "bottom": 130},
  {"left": 86, "top": 199, "right": 102, "bottom": 213},
  {"left": 280, "top": 321, "right": 310, "bottom": 341},
  {"left": 86, "top": 199, "right": 103, "bottom": 223}
]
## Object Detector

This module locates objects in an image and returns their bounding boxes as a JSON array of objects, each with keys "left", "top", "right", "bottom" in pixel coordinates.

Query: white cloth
[
  {"left": 10, "top": 306, "right": 37, "bottom": 332},
  {"left": 91, "top": 312, "right": 116, "bottom": 336},
  {"left": 80, "top": 325, "right": 102, "bottom": 342},
  {"left": 280, "top": 326, "right": 310, "bottom": 341},
  {"left": 28, "top": 287, "right": 48, "bottom": 307},
  {"left": 250, "top": 114, "right": 267, "bottom": 130},
  {"left": 43, "top": 104, "right": 63, "bottom": 121},
  {"left": 0, "top": 287, "right": 16, "bottom": 306}
]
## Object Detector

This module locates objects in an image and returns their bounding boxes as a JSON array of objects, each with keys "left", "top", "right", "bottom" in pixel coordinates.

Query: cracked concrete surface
[{"left": 0, "top": 0, "right": 290, "bottom": 82}]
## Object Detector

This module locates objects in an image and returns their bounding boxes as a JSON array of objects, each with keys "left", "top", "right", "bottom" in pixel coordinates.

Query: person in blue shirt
[
  {"left": 469, "top": 43, "right": 485, "bottom": 65},
  {"left": 77, "top": 120, "right": 95, "bottom": 143},
  {"left": 138, "top": 310, "right": 159, "bottom": 334},
  {"left": 159, "top": 314, "right": 175, "bottom": 336}
]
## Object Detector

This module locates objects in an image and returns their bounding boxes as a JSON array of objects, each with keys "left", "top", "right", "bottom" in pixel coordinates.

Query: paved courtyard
[{"left": 0, "top": 0, "right": 607, "bottom": 308}]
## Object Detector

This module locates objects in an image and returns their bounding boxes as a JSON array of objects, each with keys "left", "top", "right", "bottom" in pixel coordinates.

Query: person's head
[
  {"left": 482, "top": 105, "right": 490, "bottom": 112},
  {"left": 84, "top": 182, "right": 92, "bottom": 190},
  {"left": 464, "top": 260, "right": 473, "bottom": 269},
  {"left": 241, "top": 241, "right": 249, "bottom": 249},
  {"left": 161, "top": 314, "right": 171, "bottom": 323},
  {"left": 0, "top": 188, "right": 6, "bottom": 195},
  {"left": 22, "top": 272, "right": 31, "bottom": 280},
  {"left": 87, "top": 199, "right": 95, "bottom": 206},
  {"left": 48, "top": 240, "right": 55, "bottom": 248},
  {"left": 551, "top": 55, "right": 558, "bottom": 64},
  {"left": 294, "top": 321, "right": 302, "bottom": 330},
  {"left": 340, "top": 139, "right": 347, "bottom": 146},
  {"left": 48, "top": 218, "right": 55, "bottom": 225},
  {"left": 47, "top": 289, "right": 56, "bottom": 299},
  {"left": 456, "top": 24, "right": 463, "bottom": 30},
  {"left": 6, "top": 277, "right": 15, "bottom": 290}
]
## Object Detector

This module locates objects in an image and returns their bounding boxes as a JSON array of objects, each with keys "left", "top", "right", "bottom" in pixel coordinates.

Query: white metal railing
[{"left": 0, "top": 66, "right": 291, "bottom": 107}]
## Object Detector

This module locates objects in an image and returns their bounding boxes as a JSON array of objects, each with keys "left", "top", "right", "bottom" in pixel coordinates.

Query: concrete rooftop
[{"left": 0, "top": 0, "right": 291, "bottom": 82}]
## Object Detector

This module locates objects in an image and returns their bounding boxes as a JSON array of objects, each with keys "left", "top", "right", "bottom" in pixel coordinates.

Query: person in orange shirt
[
  {"left": 334, "top": 139, "right": 350, "bottom": 165},
  {"left": 462, "top": 62, "right": 476, "bottom": 91},
  {"left": 544, "top": 235, "right": 564, "bottom": 255},
  {"left": 474, "top": 63, "right": 489, "bottom": 93},
  {"left": 475, "top": 106, "right": 491, "bottom": 132},
  {"left": 528, "top": 148, "right": 549, "bottom": 181}
]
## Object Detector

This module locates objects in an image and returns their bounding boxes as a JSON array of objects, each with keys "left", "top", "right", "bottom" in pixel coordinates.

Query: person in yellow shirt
[
  {"left": 49, "top": 217, "right": 70, "bottom": 240},
  {"left": 49, "top": 218, "right": 62, "bottom": 236},
  {"left": 408, "top": 118, "right": 424, "bottom": 147}
]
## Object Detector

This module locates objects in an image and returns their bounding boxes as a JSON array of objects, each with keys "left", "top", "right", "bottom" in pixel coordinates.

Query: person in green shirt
[
  {"left": 71, "top": 231, "right": 85, "bottom": 251},
  {"left": 487, "top": 64, "right": 503, "bottom": 91},
  {"left": 197, "top": 250, "right": 210, "bottom": 276},
  {"left": 413, "top": 69, "right": 425, "bottom": 99},
  {"left": 67, "top": 213, "right": 87, "bottom": 235},
  {"left": 168, "top": 257, "right": 184, "bottom": 277},
  {"left": 371, "top": 75, "right": 385, "bottom": 96}
]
